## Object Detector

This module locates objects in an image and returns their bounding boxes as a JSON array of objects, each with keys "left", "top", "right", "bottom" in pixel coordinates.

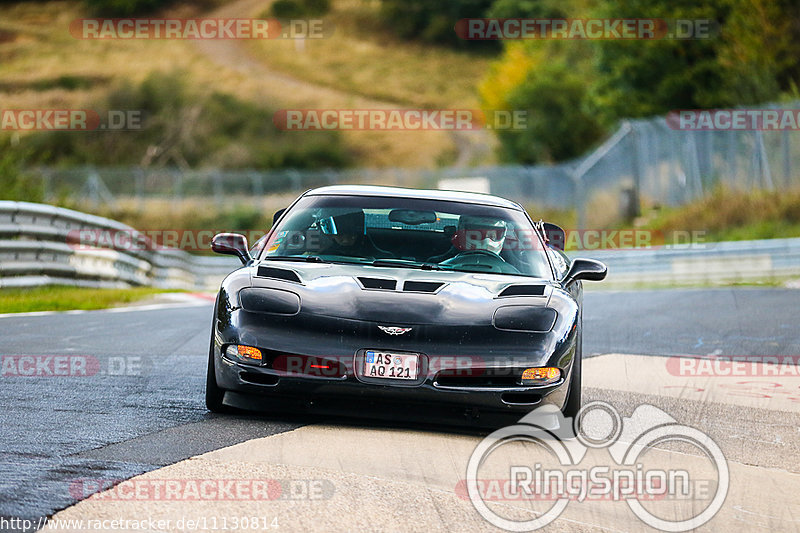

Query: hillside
[{"left": 0, "top": 0, "right": 496, "bottom": 168}]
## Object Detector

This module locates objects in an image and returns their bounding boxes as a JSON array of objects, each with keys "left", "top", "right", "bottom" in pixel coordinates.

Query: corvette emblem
[{"left": 378, "top": 326, "right": 412, "bottom": 336}]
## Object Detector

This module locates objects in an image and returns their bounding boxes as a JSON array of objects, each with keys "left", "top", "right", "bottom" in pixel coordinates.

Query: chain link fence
[{"left": 29, "top": 102, "right": 800, "bottom": 227}]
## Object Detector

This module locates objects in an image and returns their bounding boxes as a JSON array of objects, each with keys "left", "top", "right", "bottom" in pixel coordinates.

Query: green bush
[
  {"left": 585, "top": 0, "right": 736, "bottom": 125},
  {"left": 270, "top": 0, "right": 330, "bottom": 18},
  {"left": 378, "top": 0, "right": 494, "bottom": 46},
  {"left": 486, "top": 0, "right": 567, "bottom": 18},
  {"left": 84, "top": 0, "right": 166, "bottom": 17},
  {"left": 83, "top": 0, "right": 218, "bottom": 17},
  {"left": 495, "top": 56, "right": 603, "bottom": 164},
  {"left": 583, "top": 0, "right": 800, "bottom": 124}
]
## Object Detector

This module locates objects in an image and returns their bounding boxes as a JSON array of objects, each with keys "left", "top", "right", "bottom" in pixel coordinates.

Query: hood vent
[
  {"left": 498, "top": 284, "right": 546, "bottom": 297},
  {"left": 357, "top": 277, "right": 396, "bottom": 290},
  {"left": 403, "top": 281, "right": 444, "bottom": 293},
  {"left": 256, "top": 266, "right": 301, "bottom": 283}
]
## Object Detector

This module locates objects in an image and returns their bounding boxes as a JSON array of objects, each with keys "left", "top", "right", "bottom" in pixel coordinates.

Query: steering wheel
[{"left": 442, "top": 250, "right": 520, "bottom": 274}]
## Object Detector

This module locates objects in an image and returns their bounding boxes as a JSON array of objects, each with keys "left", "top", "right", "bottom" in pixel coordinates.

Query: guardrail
[
  {"left": 0, "top": 201, "right": 239, "bottom": 290},
  {"left": 573, "top": 237, "right": 800, "bottom": 287},
  {"left": 2, "top": 201, "right": 797, "bottom": 290}
]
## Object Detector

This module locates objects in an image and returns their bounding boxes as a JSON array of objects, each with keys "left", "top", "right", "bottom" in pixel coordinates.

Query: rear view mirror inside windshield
[{"left": 388, "top": 209, "right": 437, "bottom": 225}]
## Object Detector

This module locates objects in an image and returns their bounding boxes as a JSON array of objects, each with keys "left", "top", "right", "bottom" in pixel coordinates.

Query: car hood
[{"left": 247, "top": 260, "right": 556, "bottom": 326}]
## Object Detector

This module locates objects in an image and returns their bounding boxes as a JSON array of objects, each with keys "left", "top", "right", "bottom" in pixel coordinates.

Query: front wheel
[{"left": 205, "top": 336, "right": 230, "bottom": 413}]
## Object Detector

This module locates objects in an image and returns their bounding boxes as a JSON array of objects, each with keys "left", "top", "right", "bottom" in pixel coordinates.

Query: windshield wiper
[
  {"left": 371, "top": 259, "right": 441, "bottom": 270},
  {"left": 441, "top": 266, "right": 529, "bottom": 277},
  {"left": 263, "top": 255, "right": 327, "bottom": 263}
]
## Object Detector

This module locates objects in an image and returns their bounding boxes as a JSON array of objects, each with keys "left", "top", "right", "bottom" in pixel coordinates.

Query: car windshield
[{"left": 260, "top": 194, "right": 552, "bottom": 279}]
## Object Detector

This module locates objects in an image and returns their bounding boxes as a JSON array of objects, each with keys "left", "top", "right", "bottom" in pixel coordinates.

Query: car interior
[{"left": 267, "top": 207, "right": 549, "bottom": 276}]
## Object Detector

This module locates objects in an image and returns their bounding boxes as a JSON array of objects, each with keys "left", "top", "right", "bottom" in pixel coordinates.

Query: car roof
[{"left": 304, "top": 185, "right": 524, "bottom": 210}]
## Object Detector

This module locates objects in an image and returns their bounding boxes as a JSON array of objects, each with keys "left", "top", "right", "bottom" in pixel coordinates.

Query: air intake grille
[
  {"left": 435, "top": 374, "right": 519, "bottom": 387},
  {"left": 403, "top": 281, "right": 444, "bottom": 293},
  {"left": 498, "top": 284, "right": 546, "bottom": 297},
  {"left": 256, "top": 266, "right": 301, "bottom": 283},
  {"left": 357, "top": 277, "right": 396, "bottom": 290}
]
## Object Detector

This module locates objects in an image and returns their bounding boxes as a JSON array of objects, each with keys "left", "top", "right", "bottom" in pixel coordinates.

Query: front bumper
[{"left": 213, "top": 342, "right": 574, "bottom": 429}]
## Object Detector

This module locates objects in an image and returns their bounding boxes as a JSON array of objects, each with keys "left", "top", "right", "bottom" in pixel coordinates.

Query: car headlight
[
  {"left": 493, "top": 306, "right": 557, "bottom": 332},
  {"left": 239, "top": 287, "right": 300, "bottom": 315}
]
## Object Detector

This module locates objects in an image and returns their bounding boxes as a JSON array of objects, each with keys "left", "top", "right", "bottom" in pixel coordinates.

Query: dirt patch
[{"left": 0, "top": 29, "right": 18, "bottom": 43}]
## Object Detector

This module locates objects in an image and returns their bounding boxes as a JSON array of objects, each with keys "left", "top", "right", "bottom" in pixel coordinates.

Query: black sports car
[{"left": 206, "top": 185, "right": 606, "bottom": 428}]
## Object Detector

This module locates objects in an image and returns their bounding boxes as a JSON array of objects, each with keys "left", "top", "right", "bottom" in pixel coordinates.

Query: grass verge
[
  {"left": 0, "top": 285, "right": 181, "bottom": 313},
  {"left": 639, "top": 187, "right": 800, "bottom": 243},
  {"left": 528, "top": 187, "right": 800, "bottom": 251}
]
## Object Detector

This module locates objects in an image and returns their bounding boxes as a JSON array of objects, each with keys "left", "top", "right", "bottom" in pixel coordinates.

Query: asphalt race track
[{"left": 1, "top": 288, "right": 799, "bottom": 532}]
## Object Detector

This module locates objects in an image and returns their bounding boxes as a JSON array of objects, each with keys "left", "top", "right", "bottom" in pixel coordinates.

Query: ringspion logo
[{"left": 465, "top": 402, "right": 728, "bottom": 531}]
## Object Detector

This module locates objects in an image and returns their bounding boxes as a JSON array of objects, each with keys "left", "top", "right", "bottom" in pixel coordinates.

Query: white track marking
[{"left": 585, "top": 353, "right": 800, "bottom": 413}]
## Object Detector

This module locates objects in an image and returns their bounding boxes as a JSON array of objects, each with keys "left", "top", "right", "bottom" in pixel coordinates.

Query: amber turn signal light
[{"left": 520, "top": 367, "right": 560, "bottom": 385}]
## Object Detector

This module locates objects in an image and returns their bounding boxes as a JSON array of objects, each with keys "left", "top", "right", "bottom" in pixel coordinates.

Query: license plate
[{"left": 364, "top": 351, "right": 419, "bottom": 380}]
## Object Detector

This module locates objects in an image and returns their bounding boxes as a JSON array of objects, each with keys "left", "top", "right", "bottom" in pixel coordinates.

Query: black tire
[
  {"left": 205, "top": 335, "right": 231, "bottom": 413},
  {"left": 561, "top": 327, "right": 582, "bottom": 421},
  {"left": 205, "top": 297, "right": 234, "bottom": 413}
]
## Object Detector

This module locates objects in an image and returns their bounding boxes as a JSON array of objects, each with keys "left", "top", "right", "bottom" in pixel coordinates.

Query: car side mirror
[
  {"left": 211, "top": 233, "right": 251, "bottom": 265},
  {"left": 542, "top": 222, "right": 565, "bottom": 251},
  {"left": 273, "top": 208, "right": 287, "bottom": 226},
  {"left": 562, "top": 258, "right": 607, "bottom": 287}
]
